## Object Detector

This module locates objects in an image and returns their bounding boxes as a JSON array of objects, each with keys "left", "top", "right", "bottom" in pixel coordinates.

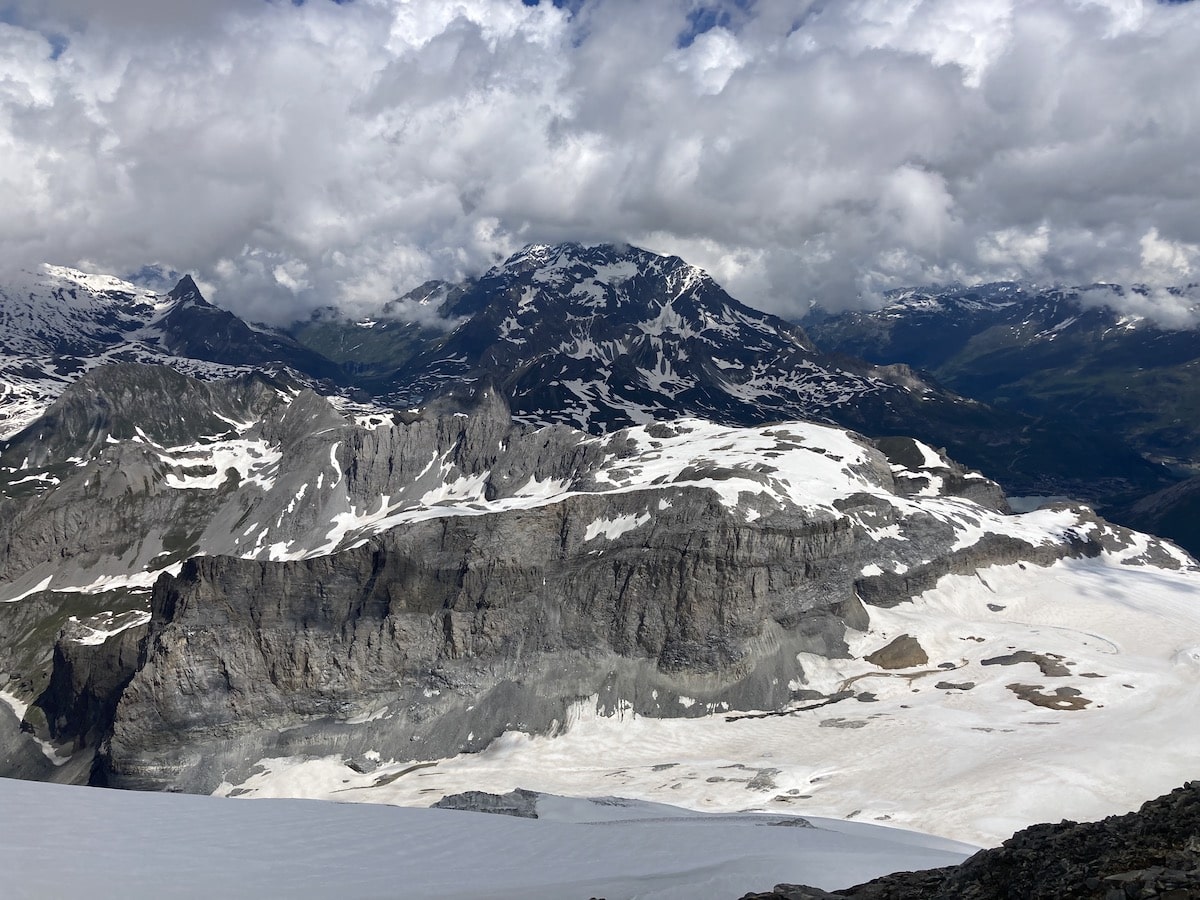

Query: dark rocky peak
[
  {"left": 450, "top": 241, "right": 813, "bottom": 352},
  {"left": 156, "top": 280, "right": 344, "bottom": 383},
  {"left": 399, "top": 242, "right": 817, "bottom": 396},
  {"left": 165, "top": 274, "right": 208, "bottom": 308}
]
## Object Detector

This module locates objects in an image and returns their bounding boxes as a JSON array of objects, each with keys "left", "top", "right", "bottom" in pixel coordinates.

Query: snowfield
[
  {"left": 0, "top": 777, "right": 974, "bottom": 900},
  {"left": 214, "top": 554, "right": 1200, "bottom": 848}
]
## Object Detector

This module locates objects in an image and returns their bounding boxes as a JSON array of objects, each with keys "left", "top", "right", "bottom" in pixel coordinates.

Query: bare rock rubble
[
  {"left": 742, "top": 781, "right": 1200, "bottom": 900},
  {"left": 432, "top": 788, "right": 541, "bottom": 818}
]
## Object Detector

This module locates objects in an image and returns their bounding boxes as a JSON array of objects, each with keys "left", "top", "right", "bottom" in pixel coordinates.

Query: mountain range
[
  {"left": 2, "top": 246, "right": 1172, "bottom": 518},
  {"left": 806, "top": 281, "right": 1200, "bottom": 553},
  {"left": 2, "top": 245, "right": 1199, "bottom": 894},
  {"left": 805, "top": 281, "right": 1200, "bottom": 474}
]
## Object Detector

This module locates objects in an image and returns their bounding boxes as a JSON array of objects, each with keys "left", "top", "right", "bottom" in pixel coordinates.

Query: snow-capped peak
[
  {"left": 0, "top": 268, "right": 323, "bottom": 439},
  {"left": 492, "top": 242, "right": 694, "bottom": 286},
  {"left": 40, "top": 264, "right": 162, "bottom": 305}
]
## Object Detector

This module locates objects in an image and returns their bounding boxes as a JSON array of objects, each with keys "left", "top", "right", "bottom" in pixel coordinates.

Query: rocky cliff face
[
  {"left": 100, "top": 495, "right": 858, "bottom": 792},
  {"left": 94, "top": 487, "right": 1142, "bottom": 795},
  {"left": 0, "top": 360, "right": 1156, "bottom": 794}
]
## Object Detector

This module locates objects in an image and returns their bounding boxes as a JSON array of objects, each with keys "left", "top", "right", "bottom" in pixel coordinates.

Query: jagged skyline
[{"left": 1, "top": 0, "right": 1198, "bottom": 323}]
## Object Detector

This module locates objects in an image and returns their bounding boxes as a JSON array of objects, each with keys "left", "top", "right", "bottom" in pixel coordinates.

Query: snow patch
[{"left": 584, "top": 512, "right": 651, "bottom": 542}]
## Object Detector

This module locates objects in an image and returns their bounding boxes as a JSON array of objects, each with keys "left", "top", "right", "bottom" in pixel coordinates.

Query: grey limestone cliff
[{"left": 0, "top": 363, "right": 1148, "bottom": 793}]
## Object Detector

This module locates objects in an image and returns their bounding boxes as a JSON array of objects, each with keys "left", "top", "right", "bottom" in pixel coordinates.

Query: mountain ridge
[
  {"left": 805, "top": 280, "right": 1200, "bottom": 552},
  {"left": 1, "top": 247, "right": 1184, "bottom": 529},
  {"left": 283, "top": 243, "right": 1167, "bottom": 506}
]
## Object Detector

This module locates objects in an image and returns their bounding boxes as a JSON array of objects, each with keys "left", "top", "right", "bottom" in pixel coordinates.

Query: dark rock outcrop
[
  {"left": 863, "top": 634, "right": 928, "bottom": 669},
  {"left": 432, "top": 788, "right": 541, "bottom": 818},
  {"left": 743, "top": 781, "right": 1200, "bottom": 900},
  {"left": 155, "top": 276, "right": 346, "bottom": 383},
  {"left": 38, "top": 621, "right": 146, "bottom": 751}
]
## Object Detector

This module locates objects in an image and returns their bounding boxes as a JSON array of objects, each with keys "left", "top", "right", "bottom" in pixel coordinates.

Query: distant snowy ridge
[
  {"left": 873, "top": 280, "right": 1199, "bottom": 327},
  {"left": 0, "top": 264, "right": 365, "bottom": 440},
  {"left": 2, "top": 247, "right": 1127, "bottom": 511},
  {"left": 804, "top": 277, "right": 1200, "bottom": 556}
]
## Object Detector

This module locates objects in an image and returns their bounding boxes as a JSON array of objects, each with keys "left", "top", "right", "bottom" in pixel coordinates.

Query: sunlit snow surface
[
  {"left": 0, "top": 778, "right": 974, "bottom": 900},
  {"left": 217, "top": 554, "right": 1200, "bottom": 848}
]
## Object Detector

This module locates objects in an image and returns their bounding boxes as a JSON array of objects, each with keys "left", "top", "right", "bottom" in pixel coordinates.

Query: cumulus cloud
[{"left": 1, "top": 0, "right": 1199, "bottom": 324}]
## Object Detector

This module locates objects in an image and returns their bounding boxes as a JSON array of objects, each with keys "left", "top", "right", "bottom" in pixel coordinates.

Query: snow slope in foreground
[
  {"left": 216, "top": 554, "right": 1200, "bottom": 847},
  {"left": 0, "top": 778, "right": 974, "bottom": 900}
]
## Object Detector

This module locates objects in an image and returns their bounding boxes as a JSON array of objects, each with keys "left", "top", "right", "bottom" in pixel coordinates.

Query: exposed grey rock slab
[
  {"left": 0, "top": 362, "right": 1173, "bottom": 794},
  {"left": 432, "top": 788, "right": 541, "bottom": 818}
]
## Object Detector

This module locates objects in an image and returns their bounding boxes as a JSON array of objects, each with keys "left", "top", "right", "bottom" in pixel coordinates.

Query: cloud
[
  {"left": 1077, "top": 284, "right": 1200, "bottom": 330},
  {"left": 2, "top": 0, "right": 268, "bottom": 33},
  {"left": 1138, "top": 227, "right": 1198, "bottom": 280},
  {"left": 976, "top": 224, "right": 1051, "bottom": 273},
  {"left": 1, "top": 0, "right": 1199, "bottom": 324}
]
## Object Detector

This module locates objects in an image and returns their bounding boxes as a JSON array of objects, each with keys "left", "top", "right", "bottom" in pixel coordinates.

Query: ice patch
[
  {"left": 328, "top": 443, "right": 343, "bottom": 488},
  {"left": 0, "top": 688, "right": 30, "bottom": 720},
  {"left": 159, "top": 438, "right": 282, "bottom": 491}
]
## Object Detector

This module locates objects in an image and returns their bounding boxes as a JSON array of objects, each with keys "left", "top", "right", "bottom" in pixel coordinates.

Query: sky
[{"left": 1, "top": 0, "right": 1199, "bottom": 323}]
